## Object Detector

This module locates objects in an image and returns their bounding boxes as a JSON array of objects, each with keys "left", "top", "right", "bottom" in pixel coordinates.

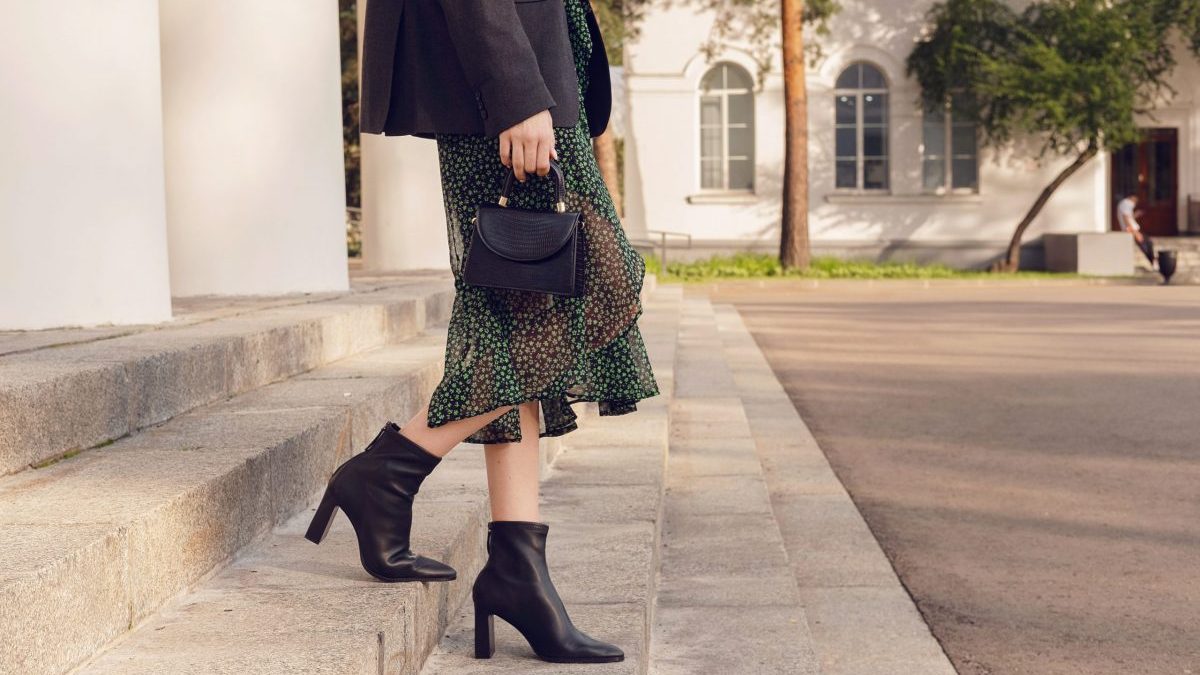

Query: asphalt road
[{"left": 705, "top": 280, "right": 1200, "bottom": 675}]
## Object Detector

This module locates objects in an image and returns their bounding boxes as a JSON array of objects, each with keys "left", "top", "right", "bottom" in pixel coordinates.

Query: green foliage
[
  {"left": 907, "top": 0, "right": 1199, "bottom": 158},
  {"left": 590, "top": 1, "right": 627, "bottom": 65},
  {"left": 641, "top": 253, "right": 1072, "bottom": 281},
  {"left": 592, "top": 0, "right": 840, "bottom": 84},
  {"left": 700, "top": 0, "right": 840, "bottom": 85}
]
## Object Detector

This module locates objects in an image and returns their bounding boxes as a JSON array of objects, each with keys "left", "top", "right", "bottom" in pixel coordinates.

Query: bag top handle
[{"left": 498, "top": 160, "right": 567, "bottom": 213}]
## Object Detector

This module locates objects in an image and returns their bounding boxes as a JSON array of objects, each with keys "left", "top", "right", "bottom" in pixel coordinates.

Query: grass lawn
[{"left": 642, "top": 253, "right": 1082, "bottom": 282}]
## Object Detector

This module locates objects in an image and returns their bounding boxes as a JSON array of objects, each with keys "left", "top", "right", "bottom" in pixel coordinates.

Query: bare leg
[
  {"left": 398, "top": 404, "right": 512, "bottom": 458},
  {"left": 484, "top": 401, "right": 542, "bottom": 522}
]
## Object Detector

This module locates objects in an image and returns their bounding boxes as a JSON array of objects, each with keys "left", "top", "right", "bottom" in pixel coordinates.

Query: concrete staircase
[
  {"left": 3, "top": 274, "right": 954, "bottom": 675},
  {"left": 0, "top": 274, "right": 457, "bottom": 674}
]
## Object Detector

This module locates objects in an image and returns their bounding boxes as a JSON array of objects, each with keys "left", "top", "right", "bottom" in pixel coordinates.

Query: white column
[
  {"left": 158, "top": 0, "right": 349, "bottom": 296},
  {"left": 360, "top": 134, "right": 452, "bottom": 272},
  {"left": 0, "top": 2, "right": 173, "bottom": 330},
  {"left": 356, "top": 0, "right": 451, "bottom": 274}
]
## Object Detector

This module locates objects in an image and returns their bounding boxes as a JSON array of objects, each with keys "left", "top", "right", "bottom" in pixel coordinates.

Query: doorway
[{"left": 1111, "top": 128, "right": 1179, "bottom": 236}]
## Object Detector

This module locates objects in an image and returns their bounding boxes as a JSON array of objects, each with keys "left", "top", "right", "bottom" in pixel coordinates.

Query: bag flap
[{"left": 474, "top": 205, "right": 580, "bottom": 262}]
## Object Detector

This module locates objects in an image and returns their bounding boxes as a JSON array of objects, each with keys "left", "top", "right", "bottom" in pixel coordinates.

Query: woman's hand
[{"left": 499, "top": 110, "right": 557, "bottom": 182}]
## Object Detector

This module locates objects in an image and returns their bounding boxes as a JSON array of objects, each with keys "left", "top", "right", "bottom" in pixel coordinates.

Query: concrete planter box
[{"left": 1043, "top": 232, "right": 1135, "bottom": 276}]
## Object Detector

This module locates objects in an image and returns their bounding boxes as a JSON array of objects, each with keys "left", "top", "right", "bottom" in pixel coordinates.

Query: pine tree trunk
[
  {"left": 589, "top": 0, "right": 622, "bottom": 216},
  {"left": 997, "top": 143, "right": 1099, "bottom": 272},
  {"left": 778, "top": 0, "right": 811, "bottom": 269},
  {"left": 593, "top": 127, "right": 623, "bottom": 217}
]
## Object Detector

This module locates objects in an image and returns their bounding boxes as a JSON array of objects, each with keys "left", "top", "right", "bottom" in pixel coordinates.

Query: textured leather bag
[{"left": 462, "top": 161, "right": 585, "bottom": 297}]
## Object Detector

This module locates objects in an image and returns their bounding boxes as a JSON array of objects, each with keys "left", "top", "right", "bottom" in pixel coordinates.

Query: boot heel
[
  {"left": 474, "top": 604, "right": 495, "bottom": 659},
  {"left": 304, "top": 486, "right": 339, "bottom": 545}
]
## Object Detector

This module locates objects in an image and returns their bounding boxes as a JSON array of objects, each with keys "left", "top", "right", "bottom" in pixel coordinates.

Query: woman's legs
[
  {"left": 397, "top": 404, "right": 513, "bottom": 458},
  {"left": 483, "top": 401, "right": 542, "bottom": 522},
  {"left": 398, "top": 399, "right": 542, "bottom": 522}
]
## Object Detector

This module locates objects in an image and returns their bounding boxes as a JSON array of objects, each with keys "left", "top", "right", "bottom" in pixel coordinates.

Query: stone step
[
  {"left": 419, "top": 285, "right": 682, "bottom": 675},
  {"left": 0, "top": 327, "right": 452, "bottom": 675},
  {"left": 0, "top": 274, "right": 456, "bottom": 477},
  {"left": 70, "top": 284, "right": 681, "bottom": 675},
  {"left": 650, "top": 296, "right": 822, "bottom": 674}
]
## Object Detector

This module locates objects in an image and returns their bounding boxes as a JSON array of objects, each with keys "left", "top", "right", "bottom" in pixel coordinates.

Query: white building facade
[{"left": 623, "top": 0, "right": 1200, "bottom": 266}]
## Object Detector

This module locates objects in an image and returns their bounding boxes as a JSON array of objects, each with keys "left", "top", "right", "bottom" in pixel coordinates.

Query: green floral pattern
[{"left": 427, "top": 0, "right": 659, "bottom": 444}]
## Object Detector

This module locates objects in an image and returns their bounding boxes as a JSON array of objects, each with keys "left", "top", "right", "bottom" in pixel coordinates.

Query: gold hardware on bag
[
  {"left": 555, "top": 201, "right": 566, "bottom": 214},
  {"left": 498, "top": 196, "right": 509, "bottom": 208}
]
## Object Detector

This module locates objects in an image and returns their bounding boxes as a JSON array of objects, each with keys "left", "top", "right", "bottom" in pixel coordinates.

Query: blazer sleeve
[{"left": 436, "top": 0, "right": 558, "bottom": 137}]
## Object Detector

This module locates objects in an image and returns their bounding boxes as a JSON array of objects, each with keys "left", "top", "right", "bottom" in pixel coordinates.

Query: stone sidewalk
[
  {"left": 417, "top": 291, "right": 953, "bottom": 674},
  {"left": 3, "top": 274, "right": 954, "bottom": 674}
]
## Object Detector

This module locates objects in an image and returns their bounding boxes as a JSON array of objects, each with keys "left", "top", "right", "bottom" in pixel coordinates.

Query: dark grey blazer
[{"left": 360, "top": 0, "right": 611, "bottom": 139}]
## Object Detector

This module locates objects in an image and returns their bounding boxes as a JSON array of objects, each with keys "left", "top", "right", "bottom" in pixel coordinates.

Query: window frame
[
  {"left": 697, "top": 62, "right": 756, "bottom": 194},
  {"left": 921, "top": 97, "right": 980, "bottom": 195},
  {"left": 834, "top": 62, "right": 890, "bottom": 193}
]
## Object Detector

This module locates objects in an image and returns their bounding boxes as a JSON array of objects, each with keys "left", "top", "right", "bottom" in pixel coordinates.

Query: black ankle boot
[
  {"left": 304, "top": 422, "right": 456, "bottom": 582},
  {"left": 473, "top": 521, "right": 624, "bottom": 663}
]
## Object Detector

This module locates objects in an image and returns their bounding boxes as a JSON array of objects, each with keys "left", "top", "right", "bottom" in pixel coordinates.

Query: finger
[
  {"left": 550, "top": 144, "right": 558, "bottom": 161},
  {"left": 536, "top": 143, "right": 550, "bottom": 177},
  {"left": 511, "top": 142, "right": 526, "bottom": 182},
  {"left": 523, "top": 139, "right": 538, "bottom": 178},
  {"left": 498, "top": 134, "right": 511, "bottom": 167}
]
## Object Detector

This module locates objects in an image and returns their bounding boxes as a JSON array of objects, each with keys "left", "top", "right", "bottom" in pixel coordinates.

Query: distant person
[{"left": 1117, "top": 194, "right": 1156, "bottom": 269}]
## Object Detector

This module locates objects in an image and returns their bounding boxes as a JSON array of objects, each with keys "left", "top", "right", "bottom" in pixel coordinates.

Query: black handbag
[{"left": 462, "top": 161, "right": 585, "bottom": 297}]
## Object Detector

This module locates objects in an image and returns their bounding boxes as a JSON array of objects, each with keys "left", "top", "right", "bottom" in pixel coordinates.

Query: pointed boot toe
[
  {"left": 366, "top": 553, "right": 457, "bottom": 583},
  {"left": 305, "top": 422, "right": 456, "bottom": 583}
]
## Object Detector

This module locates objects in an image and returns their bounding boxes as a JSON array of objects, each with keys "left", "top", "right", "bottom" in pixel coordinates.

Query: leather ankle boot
[
  {"left": 305, "top": 422, "right": 456, "bottom": 582},
  {"left": 473, "top": 521, "right": 623, "bottom": 663}
]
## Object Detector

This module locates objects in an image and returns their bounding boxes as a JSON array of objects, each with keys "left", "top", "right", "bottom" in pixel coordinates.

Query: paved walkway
[{"left": 709, "top": 280, "right": 1200, "bottom": 675}]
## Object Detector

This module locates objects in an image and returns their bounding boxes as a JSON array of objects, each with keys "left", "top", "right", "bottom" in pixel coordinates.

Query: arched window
[
  {"left": 834, "top": 62, "right": 889, "bottom": 190},
  {"left": 699, "top": 63, "right": 755, "bottom": 191}
]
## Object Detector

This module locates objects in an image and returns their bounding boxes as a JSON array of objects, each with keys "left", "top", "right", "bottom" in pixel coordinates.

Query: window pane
[
  {"left": 701, "top": 158, "right": 722, "bottom": 189},
  {"left": 700, "top": 96, "right": 721, "bottom": 126},
  {"left": 864, "top": 159, "right": 888, "bottom": 189},
  {"left": 863, "top": 94, "right": 887, "bottom": 124},
  {"left": 724, "top": 64, "right": 754, "bottom": 90},
  {"left": 728, "top": 126, "right": 753, "bottom": 159},
  {"left": 700, "top": 66, "right": 722, "bottom": 92},
  {"left": 836, "top": 160, "right": 857, "bottom": 188},
  {"left": 951, "top": 158, "right": 978, "bottom": 189},
  {"left": 923, "top": 108, "right": 946, "bottom": 157},
  {"left": 951, "top": 123, "right": 977, "bottom": 156},
  {"left": 923, "top": 158, "right": 946, "bottom": 190},
  {"left": 700, "top": 126, "right": 721, "bottom": 161},
  {"left": 728, "top": 92, "right": 753, "bottom": 124},
  {"left": 836, "top": 95, "right": 856, "bottom": 124},
  {"left": 836, "top": 127, "right": 856, "bottom": 157},
  {"left": 728, "top": 158, "right": 754, "bottom": 191},
  {"left": 863, "top": 127, "right": 887, "bottom": 158},
  {"left": 836, "top": 64, "right": 859, "bottom": 89},
  {"left": 860, "top": 64, "right": 886, "bottom": 89}
]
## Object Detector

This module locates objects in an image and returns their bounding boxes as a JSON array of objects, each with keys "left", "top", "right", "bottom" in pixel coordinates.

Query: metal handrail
[{"left": 644, "top": 229, "right": 693, "bottom": 270}]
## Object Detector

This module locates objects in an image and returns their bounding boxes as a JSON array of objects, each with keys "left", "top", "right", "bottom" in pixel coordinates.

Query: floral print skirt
[{"left": 425, "top": 0, "right": 660, "bottom": 444}]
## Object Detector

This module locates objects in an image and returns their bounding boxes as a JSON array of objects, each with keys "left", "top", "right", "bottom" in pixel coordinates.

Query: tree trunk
[
  {"left": 779, "top": 0, "right": 810, "bottom": 269},
  {"left": 997, "top": 143, "right": 1099, "bottom": 272},
  {"left": 593, "top": 127, "right": 623, "bottom": 217},
  {"left": 589, "top": 0, "right": 622, "bottom": 217}
]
